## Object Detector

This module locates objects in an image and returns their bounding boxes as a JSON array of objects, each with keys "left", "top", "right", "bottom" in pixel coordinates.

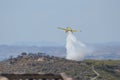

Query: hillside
[
  {"left": 0, "top": 53, "right": 120, "bottom": 80},
  {"left": 0, "top": 43, "right": 120, "bottom": 60},
  {"left": 0, "top": 45, "right": 65, "bottom": 60}
]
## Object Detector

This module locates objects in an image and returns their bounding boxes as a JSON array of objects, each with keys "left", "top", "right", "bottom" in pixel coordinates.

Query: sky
[{"left": 0, "top": 0, "right": 120, "bottom": 46}]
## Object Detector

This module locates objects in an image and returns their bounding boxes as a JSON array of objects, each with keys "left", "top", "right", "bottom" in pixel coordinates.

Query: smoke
[{"left": 66, "top": 32, "right": 92, "bottom": 61}]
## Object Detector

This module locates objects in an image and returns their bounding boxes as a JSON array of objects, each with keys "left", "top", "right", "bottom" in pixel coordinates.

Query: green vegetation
[{"left": 0, "top": 52, "right": 120, "bottom": 80}]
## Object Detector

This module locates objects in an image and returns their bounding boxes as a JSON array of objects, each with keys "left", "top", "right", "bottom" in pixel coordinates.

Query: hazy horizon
[{"left": 0, "top": 0, "right": 120, "bottom": 45}]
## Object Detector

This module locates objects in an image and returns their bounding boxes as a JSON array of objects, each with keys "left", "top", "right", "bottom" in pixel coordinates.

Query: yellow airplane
[{"left": 58, "top": 27, "right": 81, "bottom": 33}]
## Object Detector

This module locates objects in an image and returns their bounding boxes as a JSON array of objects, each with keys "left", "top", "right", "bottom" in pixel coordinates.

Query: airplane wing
[
  {"left": 58, "top": 27, "right": 66, "bottom": 30},
  {"left": 72, "top": 30, "right": 81, "bottom": 32}
]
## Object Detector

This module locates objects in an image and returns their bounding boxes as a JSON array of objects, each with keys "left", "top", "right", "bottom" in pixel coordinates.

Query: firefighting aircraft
[{"left": 58, "top": 27, "right": 81, "bottom": 33}]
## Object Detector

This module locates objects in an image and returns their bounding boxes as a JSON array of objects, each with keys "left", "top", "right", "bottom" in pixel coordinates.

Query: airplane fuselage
[
  {"left": 65, "top": 27, "right": 72, "bottom": 33},
  {"left": 58, "top": 27, "right": 80, "bottom": 33}
]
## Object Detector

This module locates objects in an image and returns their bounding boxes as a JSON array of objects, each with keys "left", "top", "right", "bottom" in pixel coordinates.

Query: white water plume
[{"left": 66, "top": 32, "right": 91, "bottom": 61}]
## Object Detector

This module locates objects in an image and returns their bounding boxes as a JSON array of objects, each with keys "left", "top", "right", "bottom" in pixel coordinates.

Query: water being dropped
[{"left": 66, "top": 32, "right": 90, "bottom": 61}]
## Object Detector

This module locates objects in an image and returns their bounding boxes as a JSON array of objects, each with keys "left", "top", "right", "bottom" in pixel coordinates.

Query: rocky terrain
[{"left": 0, "top": 52, "right": 120, "bottom": 80}]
